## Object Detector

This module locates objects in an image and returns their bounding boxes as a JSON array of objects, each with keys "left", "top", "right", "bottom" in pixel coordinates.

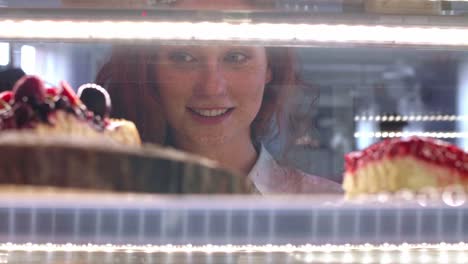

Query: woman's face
[{"left": 152, "top": 45, "right": 271, "bottom": 146}]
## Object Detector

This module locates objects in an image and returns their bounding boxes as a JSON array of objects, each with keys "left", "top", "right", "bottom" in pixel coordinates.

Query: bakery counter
[
  {"left": 0, "top": 189, "right": 467, "bottom": 246},
  {"left": 0, "top": 189, "right": 468, "bottom": 263}
]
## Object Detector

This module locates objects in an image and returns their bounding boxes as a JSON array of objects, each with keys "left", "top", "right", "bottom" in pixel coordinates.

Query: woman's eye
[
  {"left": 224, "top": 52, "right": 249, "bottom": 64},
  {"left": 169, "top": 52, "right": 196, "bottom": 63}
]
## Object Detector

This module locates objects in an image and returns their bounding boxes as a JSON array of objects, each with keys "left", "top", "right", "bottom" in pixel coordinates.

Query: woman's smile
[{"left": 187, "top": 107, "right": 235, "bottom": 125}]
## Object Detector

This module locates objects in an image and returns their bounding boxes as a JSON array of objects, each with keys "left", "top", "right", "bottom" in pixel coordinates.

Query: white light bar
[
  {"left": 354, "top": 131, "right": 468, "bottom": 139},
  {"left": 354, "top": 115, "right": 468, "bottom": 122},
  {"left": 0, "top": 20, "right": 468, "bottom": 46},
  {"left": 2, "top": 242, "right": 468, "bottom": 263},
  {"left": 1, "top": 242, "right": 468, "bottom": 254}
]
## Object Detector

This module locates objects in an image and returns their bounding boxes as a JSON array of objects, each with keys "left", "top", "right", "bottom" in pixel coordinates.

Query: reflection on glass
[
  {"left": 96, "top": 43, "right": 342, "bottom": 194},
  {"left": 20, "top": 45, "right": 35, "bottom": 74},
  {"left": 0, "top": 43, "right": 8, "bottom": 66},
  {"left": 3, "top": 42, "right": 468, "bottom": 189}
]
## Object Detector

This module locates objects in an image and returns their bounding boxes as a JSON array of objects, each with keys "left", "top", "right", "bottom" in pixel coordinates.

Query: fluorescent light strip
[
  {"left": 354, "top": 131, "right": 468, "bottom": 139},
  {"left": 354, "top": 115, "right": 468, "bottom": 122},
  {"left": 1, "top": 242, "right": 468, "bottom": 253},
  {"left": 2, "top": 242, "right": 468, "bottom": 263},
  {"left": 0, "top": 20, "right": 468, "bottom": 45}
]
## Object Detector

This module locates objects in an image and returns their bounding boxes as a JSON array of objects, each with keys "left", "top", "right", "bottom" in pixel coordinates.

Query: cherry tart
[{"left": 0, "top": 75, "right": 140, "bottom": 146}]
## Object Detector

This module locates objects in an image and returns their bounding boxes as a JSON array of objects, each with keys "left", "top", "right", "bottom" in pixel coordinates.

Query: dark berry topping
[
  {"left": 12, "top": 76, "right": 46, "bottom": 104},
  {"left": 77, "top": 83, "right": 111, "bottom": 119},
  {"left": 0, "top": 75, "right": 111, "bottom": 132},
  {"left": 14, "top": 104, "right": 36, "bottom": 128}
]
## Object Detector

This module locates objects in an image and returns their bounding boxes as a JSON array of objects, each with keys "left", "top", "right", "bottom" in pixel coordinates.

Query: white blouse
[{"left": 248, "top": 145, "right": 343, "bottom": 194}]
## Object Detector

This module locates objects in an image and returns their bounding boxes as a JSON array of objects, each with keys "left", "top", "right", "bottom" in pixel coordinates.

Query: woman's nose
[{"left": 195, "top": 62, "right": 227, "bottom": 96}]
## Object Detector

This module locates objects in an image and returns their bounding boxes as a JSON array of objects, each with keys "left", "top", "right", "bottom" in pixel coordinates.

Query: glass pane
[
  {"left": 0, "top": 1, "right": 467, "bottom": 196},
  {"left": 2, "top": 2, "right": 468, "bottom": 262},
  {"left": 1, "top": 40, "right": 467, "bottom": 192}
]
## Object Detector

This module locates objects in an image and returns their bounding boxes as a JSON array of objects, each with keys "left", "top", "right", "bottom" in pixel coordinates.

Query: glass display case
[{"left": 1, "top": 0, "right": 468, "bottom": 263}]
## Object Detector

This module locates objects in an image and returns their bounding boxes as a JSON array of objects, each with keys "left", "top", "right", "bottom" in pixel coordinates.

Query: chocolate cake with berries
[
  {"left": 0, "top": 75, "right": 140, "bottom": 146},
  {"left": 342, "top": 137, "right": 468, "bottom": 197}
]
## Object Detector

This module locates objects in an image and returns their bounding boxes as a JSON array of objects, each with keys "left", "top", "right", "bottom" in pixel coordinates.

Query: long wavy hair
[{"left": 96, "top": 45, "right": 314, "bottom": 160}]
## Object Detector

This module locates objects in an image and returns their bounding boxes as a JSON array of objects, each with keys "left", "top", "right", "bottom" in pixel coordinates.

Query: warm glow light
[
  {"left": 419, "top": 252, "right": 432, "bottom": 263},
  {"left": 322, "top": 252, "right": 335, "bottom": 263},
  {"left": 342, "top": 252, "right": 354, "bottom": 263},
  {"left": 304, "top": 253, "right": 315, "bottom": 263},
  {"left": 438, "top": 252, "right": 451, "bottom": 263},
  {"left": 0, "top": 20, "right": 468, "bottom": 46},
  {"left": 400, "top": 251, "right": 412, "bottom": 263}
]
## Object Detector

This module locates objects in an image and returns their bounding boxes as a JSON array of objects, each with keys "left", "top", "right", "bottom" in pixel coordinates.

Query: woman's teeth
[{"left": 192, "top": 108, "right": 229, "bottom": 117}]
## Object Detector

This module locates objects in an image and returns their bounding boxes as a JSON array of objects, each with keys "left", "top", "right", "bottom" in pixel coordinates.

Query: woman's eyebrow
[
  {"left": 225, "top": 46, "right": 262, "bottom": 52},
  {"left": 223, "top": 45, "right": 250, "bottom": 50},
  {"left": 162, "top": 46, "right": 204, "bottom": 54}
]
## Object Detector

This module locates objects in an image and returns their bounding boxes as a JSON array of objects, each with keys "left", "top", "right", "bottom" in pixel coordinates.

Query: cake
[
  {"left": 342, "top": 137, "right": 468, "bottom": 197},
  {"left": 0, "top": 75, "right": 140, "bottom": 146},
  {"left": 0, "top": 132, "right": 252, "bottom": 193},
  {"left": 0, "top": 75, "right": 251, "bottom": 193}
]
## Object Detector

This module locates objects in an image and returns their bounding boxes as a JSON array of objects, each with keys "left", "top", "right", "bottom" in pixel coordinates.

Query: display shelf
[
  {"left": 0, "top": 191, "right": 466, "bottom": 246},
  {"left": 1, "top": 191, "right": 467, "bottom": 263}
]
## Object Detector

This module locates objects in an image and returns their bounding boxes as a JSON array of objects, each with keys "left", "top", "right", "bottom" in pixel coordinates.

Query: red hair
[{"left": 96, "top": 45, "right": 310, "bottom": 155}]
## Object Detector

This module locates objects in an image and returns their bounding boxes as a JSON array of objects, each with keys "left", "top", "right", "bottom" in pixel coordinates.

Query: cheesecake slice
[{"left": 343, "top": 137, "right": 468, "bottom": 197}]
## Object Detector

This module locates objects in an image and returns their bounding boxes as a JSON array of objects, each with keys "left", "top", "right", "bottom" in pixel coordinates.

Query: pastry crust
[
  {"left": 0, "top": 132, "right": 245, "bottom": 194},
  {"left": 34, "top": 111, "right": 141, "bottom": 146}
]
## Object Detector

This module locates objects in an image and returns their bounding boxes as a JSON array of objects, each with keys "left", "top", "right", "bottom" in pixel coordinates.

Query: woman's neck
[{"left": 174, "top": 134, "right": 259, "bottom": 175}]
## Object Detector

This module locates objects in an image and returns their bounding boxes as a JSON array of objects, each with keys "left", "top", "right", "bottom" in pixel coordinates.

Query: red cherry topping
[
  {"left": 0, "top": 91, "right": 13, "bottom": 105},
  {"left": 59, "top": 81, "right": 81, "bottom": 106},
  {"left": 45, "top": 87, "right": 59, "bottom": 98},
  {"left": 345, "top": 137, "right": 468, "bottom": 177},
  {"left": 12, "top": 76, "right": 46, "bottom": 103},
  {"left": 0, "top": 75, "right": 110, "bottom": 132}
]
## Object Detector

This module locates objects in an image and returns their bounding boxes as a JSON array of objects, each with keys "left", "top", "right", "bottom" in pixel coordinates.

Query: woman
[{"left": 96, "top": 0, "right": 342, "bottom": 194}]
